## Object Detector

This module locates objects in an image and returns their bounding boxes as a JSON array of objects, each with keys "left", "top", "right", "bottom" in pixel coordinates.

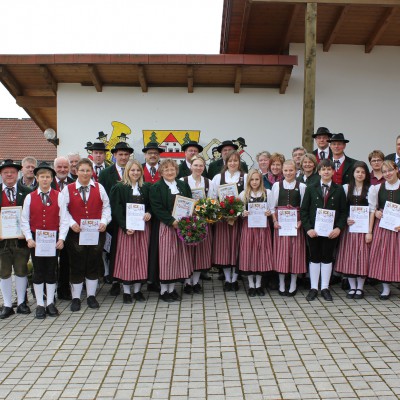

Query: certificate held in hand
[
  {"left": 172, "top": 196, "right": 196, "bottom": 220},
  {"left": 126, "top": 203, "right": 145, "bottom": 231},
  {"left": 314, "top": 208, "right": 335, "bottom": 237},
  {"left": 79, "top": 219, "right": 100, "bottom": 245}
]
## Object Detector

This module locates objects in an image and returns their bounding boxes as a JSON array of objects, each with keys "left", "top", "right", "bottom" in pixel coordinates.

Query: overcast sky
[{"left": 0, "top": 0, "right": 224, "bottom": 118}]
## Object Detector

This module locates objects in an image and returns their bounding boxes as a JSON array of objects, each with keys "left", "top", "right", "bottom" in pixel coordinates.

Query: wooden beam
[
  {"left": 279, "top": 4, "right": 303, "bottom": 54},
  {"left": 187, "top": 66, "right": 194, "bottom": 93},
  {"left": 252, "top": 0, "right": 400, "bottom": 5},
  {"left": 234, "top": 67, "right": 242, "bottom": 93},
  {"left": 138, "top": 65, "right": 148, "bottom": 92},
  {"left": 279, "top": 66, "right": 292, "bottom": 94},
  {"left": 323, "top": 5, "right": 350, "bottom": 52},
  {"left": 365, "top": 7, "right": 397, "bottom": 53},
  {"left": 302, "top": 2, "right": 317, "bottom": 152},
  {"left": 88, "top": 65, "right": 103, "bottom": 92},
  {"left": 39, "top": 65, "right": 57, "bottom": 95},
  {"left": 0, "top": 66, "right": 22, "bottom": 96},
  {"left": 238, "top": 0, "right": 252, "bottom": 53},
  {"left": 24, "top": 108, "right": 51, "bottom": 132},
  {"left": 16, "top": 96, "right": 56, "bottom": 108}
]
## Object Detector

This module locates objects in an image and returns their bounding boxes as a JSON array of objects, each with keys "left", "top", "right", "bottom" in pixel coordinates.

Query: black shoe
[
  {"left": 232, "top": 281, "right": 239, "bottom": 291},
  {"left": 133, "top": 292, "right": 145, "bottom": 302},
  {"left": 287, "top": 288, "right": 297, "bottom": 297},
  {"left": 0, "top": 306, "right": 15, "bottom": 319},
  {"left": 70, "top": 298, "right": 81, "bottom": 312},
  {"left": 200, "top": 271, "right": 211, "bottom": 281},
  {"left": 103, "top": 275, "right": 113, "bottom": 284},
  {"left": 123, "top": 293, "right": 133, "bottom": 304},
  {"left": 278, "top": 290, "right": 287, "bottom": 296},
  {"left": 170, "top": 290, "right": 181, "bottom": 301},
  {"left": 224, "top": 282, "right": 232, "bottom": 292},
  {"left": 354, "top": 289, "right": 364, "bottom": 300},
  {"left": 35, "top": 305, "right": 46, "bottom": 319},
  {"left": 256, "top": 287, "right": 265, "bottom": 296},
  {"left": 346, "top": 289, "right": 356, "bottom": 299},
  {"left": 16, "top": 302, "right": 31, "bottom": 314},
  {"left": 379, "top": 293, "right": 391, "bottom": 300},
  {"left": 57, "top": 288, "right": 72, "bottom": 301},
  {"left": 109, "top": 282, "right": 121, "bottom": 296},
  {"left": 192, "top": 283, "right": 202, "bottom": 294},
  {"left": 147, "top": 282, "right": 161, "bottom": 292},
  {"left": 248, "top": 288, "right": 256, "bottom": 297},
  {"left": 159, "top": 292, "right": 174, "bottom": 303},
  {"left": 306, "top": 289, "right": 318, "bottom": 301},
  {"left": 46, "top": 303, "right": 59, "bottom": 317},
  {"left": 321, "top": 288, "right": 333, "bottom": 301},
  {"left": 87, "top": 296, "right": 100, "bottom": 309},
  {"left": 183, "top": 284, "right": 193, "bottom": 294}
]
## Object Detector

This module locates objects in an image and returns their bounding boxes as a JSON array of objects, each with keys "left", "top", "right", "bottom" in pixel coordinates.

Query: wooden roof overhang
[
  {"left": 0, "top": 53, "right": 297, "bottom": 132},
  {"left": 221, "top": 0, "right": 400, "bottom": 54}
]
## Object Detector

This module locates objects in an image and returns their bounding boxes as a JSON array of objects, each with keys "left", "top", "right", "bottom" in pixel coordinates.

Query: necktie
[
  {"left": 322, "top": 184, "right": 329, "bottom": 207},
  {"left": 79, "top": 186, "right": 89, "bottom": 203},
  {"left": 334, "top": 160, "right": 341, "bottom": 171},
  {"left": 58, "top": 180, "right": 65, "bottom": 191},
  {"left": 95, "top": 165, "right": 103, "bottom": 176},
  {"left": 6, "top": 187, "right": 15, "bottom": 203},
  {"left": 120, "top": 168, "right": 125, "bottom": 178},
  {"left": 396, "top": 159, "right": 400, "bottom": 170},
  {"left": 41, "top": 191, "right": 49, "bottom": 206},
  {"left": 320, "top": 151, "right": 325, "bottom": 160},
  {"left": 150, "top": 166, "right": 156, "bottom": 178}
]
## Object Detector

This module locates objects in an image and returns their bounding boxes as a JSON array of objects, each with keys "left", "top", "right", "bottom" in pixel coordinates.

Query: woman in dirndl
[
  {"left": 271, "top": 159, "right": 307, "bottom": 296},
  {"left": 239, "top": 169, "right": 274, "bottom": 297},
  {"left": 335, "top": 161, "right": 374, "bottom": 299},
  {"left": 149, "top": 159, "right": 192, "bottom": 302},
  {"left": 212, "top": 151, "right": 247, "bottom": 291},
  {"left": 180, "top": 155, "right": 217, "bottom": 295},
  {"left": 110, "top": 160, "right": 152, "bottom": 303},
  {"left": 368, "top": 160, "right": 400, "bottom": 300}
]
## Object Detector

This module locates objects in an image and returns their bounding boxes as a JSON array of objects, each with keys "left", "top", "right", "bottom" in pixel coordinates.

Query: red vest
[
  {"left": 1, "top": 191, "right": 16, "bottom": 207},
  {"left": 67, "top": 183, "right": 103, "bottom": 225},
  {"left": 29, "top": 190, "right": 60, "bottom": 232},
  {"left": 332, "top": 161, "right": 345, "bottom": 185},
  {"left": 143, "top": 166, "right": 161, "bottom": 184}
]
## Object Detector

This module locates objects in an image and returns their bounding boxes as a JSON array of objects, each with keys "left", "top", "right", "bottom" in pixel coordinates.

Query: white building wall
[{"left": 58, "top": 44, "right": 400, "bottom": 165}]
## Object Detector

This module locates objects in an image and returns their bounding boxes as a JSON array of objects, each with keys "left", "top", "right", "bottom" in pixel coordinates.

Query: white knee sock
[
  {"left": 102, "top": 252, "right": 109, "bottom": 276},
  {"left": 15, "top": 276, "right": 28, "bottom": 305},
  {"left": 248, "top": 275, "right": 255, "bottom": 289},
  {"left": 85, "top": 279, "right": 98, "bottom": 297},
  {"left": 46, "top": 283, "right": 56, "bottom": 306},
  {"left": 381, "top": 282, "right": 390, "bottom": 296},
  {"left": 71, "top": 283, "right": 83, "bottom": 299},
  {"left": 357, "top": 277, "right": 365, "bottom": 291},
  {"left": 168, "top": 283, "right": 175, "bottom": 293},
  {"left": 184, "top": 278, "right": 191, "bottom": 285},
  {"left": 123, "top": 284, "right": 131, "bottom": 294},
  {"left": 348, "top": 277, "right": 356, "bottom": 291},
  {"left": 0, "top": 277, "right": 13, "bottom": 308},
  {"left": 279, "top": 274, "right": 286, "bottom": 292},
  {"left": 160, "top": 283, "right": 168, "bottom": 294},
  {"left": 192, "top": 271, "right": 201, "bottom": 285},
  {"left": 231, "top": 271, "right": 238, "bottom": 283},
  {"left": 34, "top": 283, "right": 45, "bottom": 307},
  {"left": 133, "top": 283, "right": 141, "bottom": 293},
  {"left": 255, "top": 275, "right": 262, "bottom": 288},
  {"left": 309, "top": 262, "right": 321, "bottom": 290},
  {"left": 320, "top": 263, "right": 332, "bottom": 290},
  {"left": 223, "top": 267, "right": 232, "bottom": 282},
  {"left": 289, "top": 274, "right": 298, "bottom": 293}
]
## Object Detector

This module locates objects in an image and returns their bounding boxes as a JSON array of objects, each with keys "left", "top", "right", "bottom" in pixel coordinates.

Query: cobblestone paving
[{"left": 1, "top": 278, "right": 400, "bottom": 399}]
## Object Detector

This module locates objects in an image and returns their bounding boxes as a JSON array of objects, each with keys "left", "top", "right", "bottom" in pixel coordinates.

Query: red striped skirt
[
  {"left": 335, "top": 227, "right": 370, "bottom": 276},
  {"left": 159, "top": 222, "right": 192, "bottom": 281},
  {"left": 113, "top": 225, "right": 150, "bottom": 282},
  {"left": 369, "top": 223, "right": 400, "bottom": 282},
  {"left": 239, "top": 218, "right": 273, "bottom": 273},
  {"left": 212, "top": 218, "right": 241, "bottom": 266},
  {"left": 189, "top": 227, "right": 212, "bottom": 271},
  {"left": 273, "top": 207, "right": 306, "bottom": 274}
]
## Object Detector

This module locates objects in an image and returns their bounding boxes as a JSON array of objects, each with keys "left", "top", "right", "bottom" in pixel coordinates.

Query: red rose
[
  {"left": 186, "top": 218, "right": 190, "bottom": 223},
  {"left": 187, "top": 232, "right": 192, "bottom": 237},
  {"left": 220, "top": 202, "right": 226, "bottom": 208},
  {"left": 228, "top": 197, "right": 234, "bottom": 204},
  {"left": 229, "top": 209, "right": 235, "bottom": 215}
]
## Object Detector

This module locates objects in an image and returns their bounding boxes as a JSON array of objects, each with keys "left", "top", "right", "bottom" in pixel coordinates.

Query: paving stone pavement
[{"left": 1, "top": 277, "right": 400, "bottom": 399}]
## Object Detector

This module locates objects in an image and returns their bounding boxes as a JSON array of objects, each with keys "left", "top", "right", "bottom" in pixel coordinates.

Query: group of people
[{"left": 0, "top": 127, "right": 399, "bottom": 320}]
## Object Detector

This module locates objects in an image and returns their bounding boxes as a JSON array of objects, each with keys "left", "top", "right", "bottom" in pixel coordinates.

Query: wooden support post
[{"left": 302, "top": 2, "right": 317, "bottom": 152}]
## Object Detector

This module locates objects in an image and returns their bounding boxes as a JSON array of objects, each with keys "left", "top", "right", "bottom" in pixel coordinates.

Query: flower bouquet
[
  {"left": 219, "top": 196, "right": 245, "bottom": 225},
  {"left": 194, "top": 198, "right": 222, "bottom": 224},
  {"left": 177, "top": 215, "right": 208, "bottom": 246}
]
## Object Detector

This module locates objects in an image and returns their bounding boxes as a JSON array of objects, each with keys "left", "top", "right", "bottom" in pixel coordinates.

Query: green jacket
[
  {"left": 110, "top": 182, "right": 151, "bottom": 232},
  {"left": 98, "top": 164, "right": 121, "bottom": 196},
  {"left": 300, "top": 181, "right": 347, "bottom": 232},
  {"left": 208, "top": 158, "right": 248, "bottom": 180},
  {"left": 149, "top": 179, "right": 192, "bottom": 226}
]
